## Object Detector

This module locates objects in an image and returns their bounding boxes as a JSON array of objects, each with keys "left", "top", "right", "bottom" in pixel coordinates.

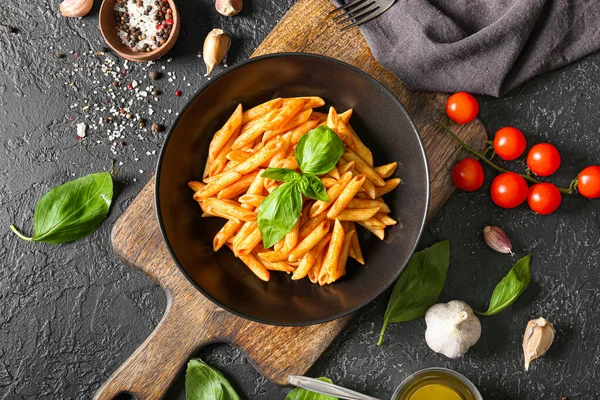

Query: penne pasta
[
  {"left": 343, "top": 148, "right": 385, "bottom": 186},
  {"left": 288, "top": 220, "right": 330, "bottom": 262},
  {"left": 320, "top": 219, "right": 345, "bottom": 285},
  {"left": 332, "top": 207, "right": 380, "bottom": 222},
  {"left": 201, "top": 198, "right": 257, "bottom": 221},
  {"left": 242, "top": 98, "right": 282, "bottom": 124},
  {"left": 189, "top": 99, "right": 401, "bottom": 285},
  {"left": 293, "top": 233, "right": 331, "bottom": 280},
  {"left": 327, "top": 175, "right": 366, "bottom": 219},
  {"left": 375, "top": 162, "right": 398, "bottom": 178},
  {"left": 376, "top": 178, "right": 402, "bottom": 197}
]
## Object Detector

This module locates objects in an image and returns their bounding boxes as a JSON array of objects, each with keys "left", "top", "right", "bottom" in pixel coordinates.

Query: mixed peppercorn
[{"left": 114, "top": 0, "right": 174, "bottom": 52}]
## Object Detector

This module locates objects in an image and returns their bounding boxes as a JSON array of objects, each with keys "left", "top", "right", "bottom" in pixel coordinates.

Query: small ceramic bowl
[
  {"left": 99, "top": 0, "right": 180, "bottom": 62},
  {"left": 392, "top": 368, "right": 483, "bottom": 400}
]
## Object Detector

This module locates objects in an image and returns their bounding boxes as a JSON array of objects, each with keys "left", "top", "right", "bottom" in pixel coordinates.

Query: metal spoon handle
[{"left": 287, "top": 375, "right": 381, "bottom": 400}]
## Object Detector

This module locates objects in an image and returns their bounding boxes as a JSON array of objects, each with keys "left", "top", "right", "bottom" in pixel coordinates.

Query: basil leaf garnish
[
  {"left": 295, "top": 126, "right": 345, "bottom": 175},
  {"left": 286, "top": 377, "right": 338, "bottom": 400},
  {"left": 10, "top": 172, "right": 113, "bottom": 244},
  {"left": 378, "top": 241, "right": 450, "bottom": 345},
  {"left": 299, "top": 173, "right": 329, "bottom": 202},
  {"left": 185, "top": 359, "right": 240, "bottom": 400},
  {"left": 258, "top": 181, "right": 303, "bottom": 248},
  {"left": 475, "top": 254, "right": 531, "bottom": 316},
  {"left": 261, "top": 168, "right": 302, "bottom": 182}
]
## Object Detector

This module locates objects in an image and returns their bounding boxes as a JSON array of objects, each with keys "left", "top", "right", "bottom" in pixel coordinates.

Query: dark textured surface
[{"left": 0, "top": 1, "right": 599, "bottom": 399}]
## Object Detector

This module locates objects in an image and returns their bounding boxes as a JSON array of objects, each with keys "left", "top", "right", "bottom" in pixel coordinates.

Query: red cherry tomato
[
  {"left": 446, "top": 92, "right": 479, "bottom": 124},
  {"left": 578, "top": 166, "right": 600, "bottom": 199},
  {"left": 493, "top": 127, "right": 527, "bottom": 160},
  {"left": 452, "top": 158, "right": 485, "bottom": 191},
  {"left": 490, "top": 172, "right": 528, "bottom": 208},
  {"left": 528, "top": 183, "right": 562, "bottom": 215},
  {"left": 526, "top": 143, "right": 561, "bottom": 176}
]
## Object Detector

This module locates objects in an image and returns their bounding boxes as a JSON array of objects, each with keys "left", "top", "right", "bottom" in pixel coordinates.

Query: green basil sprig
[
  {"left": 10, "top": 172, "right": 113, "bottom": 244},
  {"left": 286, "top": 377, "right": 339, "bottom": 400},
  {"left": 475, "top": 254, "right": 531, "bottom": 316},
  {"left": 258, "top": 126, "right": 345, "bottom": 248},
  {"left": 378, "top": 241, "right": 450, "bottom": 345},
  {"left": 185, "top": 359, "right": 240, "bottom": 400}
]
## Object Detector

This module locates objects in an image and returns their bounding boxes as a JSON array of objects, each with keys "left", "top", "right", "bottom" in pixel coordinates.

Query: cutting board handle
[{"left": 94, "top": 290, "right": 214, "bottom": 400}]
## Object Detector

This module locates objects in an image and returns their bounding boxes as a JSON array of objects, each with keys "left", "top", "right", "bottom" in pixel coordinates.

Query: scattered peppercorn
[
  {"left": 153, "top": 89, "right": 161, "bottom": 95},
  {"left": 140, "top": 121, "right": 146, "bottom": 128},
  {"left": 106, "top": 117, "right": 114, "bottom": 123},
  {"left": 127, "top": 83, "right": 133, "bottom": 90},
  {"left": 126, "top": 113, "right": 132, "bottom": 119},
  {"left": 149, "top": 71, "right": 160, "bottom": 80},
  {"left": 112, "top": 81, "right": 119, "bottom": 87},
  {"left": 119, "top": 108, "right": 125, "bottom": 114},
  {"left": 56, "top": 53, "right": 66, "bottom": 59},
  {"left": 151, "top": 123, "right": 161, "bottom": 133},
  {"left": 561, "top": 397, "right": 568, "bottom": 400},
  {"left": 8, "top": 26, "right": 18, "bottom": 34},
  {"left": 175, "top": 89, "right": 182, "bottom": 97},
  {"left": 120, "top": 141, "right": 127, "bottom": 147}
]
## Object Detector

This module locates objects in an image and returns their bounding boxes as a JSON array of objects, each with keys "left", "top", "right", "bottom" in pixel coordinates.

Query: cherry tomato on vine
[
  {"left": 452, "top": 158, "right": 485, "bottom": 191},
  {"left": 578, "top": 166, "right": 600, "bottom": 199},
  {"left": 526, "top": 143, "right": 561, "bottom": 176},
  {"left": 446, "top": 92, "right": 479, "bottom": 124},
  {"left": 528, "top": 183, "right": 562, "bottom": 215},
  {"left": 490, "top": 172, "right": 528, "bottom": 208},
  {"left": 493, "top": 127, "right": 527, "bottom": 160}
]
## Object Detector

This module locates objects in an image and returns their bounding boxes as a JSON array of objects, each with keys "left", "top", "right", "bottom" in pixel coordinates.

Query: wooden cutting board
[{"left": 94, "top": 0, "right": 487, "bottom": 398}]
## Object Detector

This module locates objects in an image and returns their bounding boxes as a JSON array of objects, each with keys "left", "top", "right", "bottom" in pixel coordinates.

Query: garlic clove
[
  {"left": 425, "top": 300, "right": 481, "bottom": 359},
  {"left": 523, "top": 317, "right": 555, "bottom": 371},
  {"left": 203, "top": 29, "right": 231, "bottom": 76},
  {"left": 60, "top": 0, "right": 93, "bottom": 18},
  {"left": 483, "top": 225, "right": 513, "bottom": 254},
  {"left": 215, "top": 0, "right": 243, "bottom": 16}
]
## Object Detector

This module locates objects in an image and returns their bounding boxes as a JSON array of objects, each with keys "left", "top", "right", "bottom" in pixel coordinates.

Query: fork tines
[{"left": 329, "top": 0, "right": 391, "bottom": 31}]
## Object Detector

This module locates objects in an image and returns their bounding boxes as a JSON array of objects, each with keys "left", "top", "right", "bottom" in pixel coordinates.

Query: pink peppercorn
[
  {"left": 127, "top": 83, "right": 133, "bottom": 90},
  {"left": 175, "top": 89, "right": 182, "bottom": 96},
  {"left": 166, "top": 19, "right": 173, "bottom": 25}
]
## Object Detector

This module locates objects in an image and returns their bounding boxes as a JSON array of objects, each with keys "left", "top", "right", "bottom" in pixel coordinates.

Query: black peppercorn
[{"left": 149, "top": 71, "right": 160, "bottom": 80}]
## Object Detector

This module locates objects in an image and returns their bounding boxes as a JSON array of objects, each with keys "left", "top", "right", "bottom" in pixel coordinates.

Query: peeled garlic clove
[
  {"left": 203, "top": 29, "right": 231, "bottom": 76},
  {"left": 215, "top": 0, "right": 243, "bottom": 16},
  {"left": 523, "top": 317, "right": 555, "bottom": 371},
  {"left": 425, "top": 300, "right": 482, "bottom": 359},
  {"left": 483, "top": 225, "right": 513, "bottom": 254},
  {"left": 60, "top": 0, "right": 93, "bottom": 18}
]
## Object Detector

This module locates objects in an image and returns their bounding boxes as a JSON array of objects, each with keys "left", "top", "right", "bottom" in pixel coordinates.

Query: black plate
[{"left": 156, "top": 53, "right": 429, "bottom": 326}]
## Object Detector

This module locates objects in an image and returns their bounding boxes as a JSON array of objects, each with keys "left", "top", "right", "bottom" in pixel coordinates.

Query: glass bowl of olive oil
[{"left": 392, "top": 368, "right": 482, "bottom": 400}]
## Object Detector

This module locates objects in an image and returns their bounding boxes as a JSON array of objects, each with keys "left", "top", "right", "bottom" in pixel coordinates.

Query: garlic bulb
[
  {"left": 425, "top": 300, "right": 481, "bottom": 359},
  {"left": 203, "top": 29, "right": 231, "bottom": 75},
  {"left": 60, "top": 0, "right": 93, "bottom": 18},
  {"left": 523, "top": 317, "right": 555, "bottom": 371}
]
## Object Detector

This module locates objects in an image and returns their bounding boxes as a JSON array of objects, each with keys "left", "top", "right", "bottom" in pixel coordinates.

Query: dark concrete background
[{"left": 1, "top": 0, "right": 599, "bottom": 399}]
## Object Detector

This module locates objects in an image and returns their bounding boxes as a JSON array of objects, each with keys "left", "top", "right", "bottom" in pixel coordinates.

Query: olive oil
[{"left": 395, "top": 368, "right": 481, "bottom": 400}]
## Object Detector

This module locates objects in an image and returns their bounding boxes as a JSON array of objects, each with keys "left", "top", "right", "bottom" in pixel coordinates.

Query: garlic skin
[
  {"left": 425, "top": 300, "right": 481, "bottom": 359},
  {"left": 483, "top": 225, "right": 513, "bottom": 254},
  {"left": 60, "top": 0, "right": 93, "bottom": 18},
  {"left": 523, "top": 317, "right": 555, "bottom": 371},
  {"left": 215, "top": 0, "right": 243, "bottom": 16},
  {"left": 203, "top": 29, "right": 231, "bottom": 75}
]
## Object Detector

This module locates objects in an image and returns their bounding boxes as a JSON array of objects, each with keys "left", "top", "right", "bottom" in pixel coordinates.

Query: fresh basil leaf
[
  {"left": 258, "top": 181, "right": 303, "bottom": 248},
  {"left": 299, "top": 174, "right": 329, "bottom": 202},
  {"left": 378, "top": 241, "right": 450, "bottom": 345},
  {"left": 475, "top": 254, "right": 531, "bottom": 316},
  {"left": 261, "top": 168, "right": 302, "bottom": 182},
  {"left": 295, "top": 126, "right": 345, "bottom": 175},
  {"left": 185, "top": 359, "right": 240, "bottom": 400},
  {"left": 286, "top": 377, "right": 338, "bottom": 400},
  {"left": 10, "top": 172, "right": 113, "bottom": 244}
]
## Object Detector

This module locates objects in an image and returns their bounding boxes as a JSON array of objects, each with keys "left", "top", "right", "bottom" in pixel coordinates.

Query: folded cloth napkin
[{"left": 332, "top": 0, "right": 600, "bottom": 96}]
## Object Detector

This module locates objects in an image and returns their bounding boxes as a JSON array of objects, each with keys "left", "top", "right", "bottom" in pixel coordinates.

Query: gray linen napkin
[{"left": 332, "top": 0, "right": 600, "bottom": 96}]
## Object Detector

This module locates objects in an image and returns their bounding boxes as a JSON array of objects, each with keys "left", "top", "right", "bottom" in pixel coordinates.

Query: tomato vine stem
[{"left": 439, "top": 122, "right": 574, "bottom": 194}]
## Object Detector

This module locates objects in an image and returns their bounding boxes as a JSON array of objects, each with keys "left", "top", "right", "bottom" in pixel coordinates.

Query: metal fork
[{"left": 329, "top": 0, "right": 395, "bottom": 31}]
